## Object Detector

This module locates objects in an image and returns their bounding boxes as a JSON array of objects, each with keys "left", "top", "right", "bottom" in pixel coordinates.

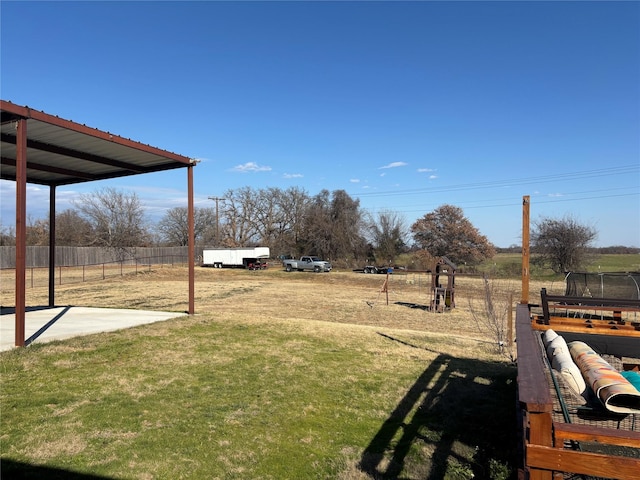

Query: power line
[
  {"left": 370, "top": 186, "right": 639, "bottom": 210},
  {"left": 351, "top": 164, "right": 639, "bottom": 199},
  {"left": 362, "top": 190, "right": 639, "bottom": 216}
]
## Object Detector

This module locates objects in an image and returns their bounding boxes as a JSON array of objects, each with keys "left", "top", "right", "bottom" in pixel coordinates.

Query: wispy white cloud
[
  {"left": 230, "top": 162, "right": 272, "bottom": 173},
  {"left": 429, "top": 175, "right": 438, "bottom": 180},
  {"left": 548, "top": 193, "right": 564, "bottom": 197},
  {"left": 380, "top": 172, "right": 386, "bottom": 177},
  {"left": 350, "top": 178, "right": 360, "bottom": 183},
  {"left": 379, "top": 161, "right": 407, "bottom": 169},
  {"left": 417, "top": 168, "right": 436, "bottom": 173},
  {"left": 283, "top": 173, "right": 303, "bottom": 179}
]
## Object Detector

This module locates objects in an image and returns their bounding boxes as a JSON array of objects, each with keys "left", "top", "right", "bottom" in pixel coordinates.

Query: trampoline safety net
[{"left": 564, "top": 272, "right": 640, "bottom": 300}]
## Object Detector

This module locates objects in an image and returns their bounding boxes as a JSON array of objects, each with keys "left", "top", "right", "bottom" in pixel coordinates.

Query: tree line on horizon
[{"left": 1, "top": 186, "right": 613, "bottom": 273}]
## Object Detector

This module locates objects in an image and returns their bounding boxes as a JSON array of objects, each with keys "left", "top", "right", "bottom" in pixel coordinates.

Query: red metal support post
[{"left": 188, "top": 163, "right": 195, "bottom": 314}]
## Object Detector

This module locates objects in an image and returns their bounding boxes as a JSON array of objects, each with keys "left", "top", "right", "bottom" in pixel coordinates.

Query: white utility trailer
[{"left": 202, "top": 247, "right": 270, "bottom": 269}]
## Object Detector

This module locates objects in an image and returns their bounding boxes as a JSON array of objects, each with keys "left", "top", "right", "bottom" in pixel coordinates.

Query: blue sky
[{"left": 1, "top": 1, "right": 638, "bottom": 248}]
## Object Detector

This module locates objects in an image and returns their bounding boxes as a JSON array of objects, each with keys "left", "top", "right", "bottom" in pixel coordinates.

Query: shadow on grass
[
  {"left": 394, "top": 301, "right": 430, "bottom": 311},
  {"left": 0, "top": 458, "right": 115, "bottom": 479},
  {"left": 360, "top": 334, "right": 518, "bottom": 479}
]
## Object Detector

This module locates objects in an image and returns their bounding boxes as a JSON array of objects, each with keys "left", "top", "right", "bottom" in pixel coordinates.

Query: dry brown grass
[{"left": 1, "top": 265, "right": 556, "bottom": 356}]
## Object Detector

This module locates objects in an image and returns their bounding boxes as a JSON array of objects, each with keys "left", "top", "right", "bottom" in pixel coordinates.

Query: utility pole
[
  {"left": 208, "top": 196, "right": 225, "bottom": 246},
  {"left": 521, "top": 195, "right": 530, "bottom": 305}
]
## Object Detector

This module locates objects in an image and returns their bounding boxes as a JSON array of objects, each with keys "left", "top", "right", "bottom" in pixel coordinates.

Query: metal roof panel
[{"left": 1, "top": 100, "right": 193, "bottom": 186}]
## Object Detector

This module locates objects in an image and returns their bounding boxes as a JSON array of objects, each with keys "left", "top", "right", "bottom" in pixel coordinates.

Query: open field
[
  {"left": 1, "top": 266, "right": 561, "bottom": 479},
  {"left": 477, "top": 253, "right": 640, "bottom": 278},
  {"left": 1, "top": 266, "right": 562, "bottom": 337}
]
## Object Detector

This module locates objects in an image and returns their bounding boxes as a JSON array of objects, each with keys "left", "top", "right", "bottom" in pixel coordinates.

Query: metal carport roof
[
  {"left": 1, "top": 100, "right": 197, "bottom": 347},
  {"left": 1, "top": 100, "right": 193, "bottom": 186}
]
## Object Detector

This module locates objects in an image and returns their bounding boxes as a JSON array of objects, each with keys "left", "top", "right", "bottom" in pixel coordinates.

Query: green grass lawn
[
  {"left": 5, "top": 254, "right": 637, "bottom": 479},
  {"left": 477, "top": 253, "right": 640, "bottom": 279},
  {"left": 1, "top": 313, "right": 516, "bottom": 479},
  {"left": 588, "top": 253, "right": 640, "bottom": 272}
]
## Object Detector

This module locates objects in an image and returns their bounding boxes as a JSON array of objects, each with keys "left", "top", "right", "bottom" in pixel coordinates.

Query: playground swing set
[{"left": 368, "top": 256, "right": 457, "bottom": 312}]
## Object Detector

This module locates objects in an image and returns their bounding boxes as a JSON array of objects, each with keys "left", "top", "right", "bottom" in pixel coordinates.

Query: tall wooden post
[
  {"left": 208, "top": 196, "right": 224, "bottom": 246},
  {"left": 15, "top": 119, "right": 27, "bottom": 347},
  {"left": 521, "top": 195, "right": 530, "bottom": 305},
  {"left": 385, "top": 271, "right": 389, "bottom": 305}
]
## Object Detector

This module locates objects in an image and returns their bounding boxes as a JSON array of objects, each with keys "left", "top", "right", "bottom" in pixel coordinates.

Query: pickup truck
[{"left": 283, "top": 256, "right": 332, "bottom": 273}]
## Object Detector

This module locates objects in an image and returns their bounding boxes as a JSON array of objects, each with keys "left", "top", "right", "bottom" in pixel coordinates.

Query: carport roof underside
[{"left": 1, "top": 100, "right": 193, "bottom": 186}]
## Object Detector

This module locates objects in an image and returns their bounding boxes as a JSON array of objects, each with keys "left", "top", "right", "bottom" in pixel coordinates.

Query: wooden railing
[
  {"left": 516, "top": 303, "right": 640, "bottom": 479},
  {"left": 537, "top": 288, "right": 640, "bottom": 337}
]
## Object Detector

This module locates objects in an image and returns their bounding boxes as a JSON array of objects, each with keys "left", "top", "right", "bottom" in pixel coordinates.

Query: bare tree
[
  {"left": 25, "top": 216, "right": 49, "bottom": 246},
  {"left": 469, "top": 276, "right": 515, "bottom": 359},
  {"left": 273, "top": 186, "right": 309, "bottom": 256},
  {"left": 368, "top": 210, "right": 408, "bottom": 264},
  {"left": 0, "top": 222, "right": 15, "bottom": 246},
  {"left": 329, "top": 189, "right": 367, "bottom": 261},
  {"left": 56, "top": 209, "right": 94, "bottom": 246},
  {"left": 212, "top": 186, "right": 310, "bottom": 253},
  {"left": 411, "top": 204, "right": 495, "bottom": 265},
  {"left": 301, "top": 190, "right": 333, "bottom": 258},
  {"left": 219, "top": 187, "right": 262, "bottom": 246},
  {"left": 531, "top": 214, "right": 597, "bottom": 273},
  {"left": 156, "top": 206, "right": 216, "bottom": 246},
  {"left": 74, "top": 187, "right": 150, "bottom": 260},
  {"left": 252, "top": 186, "right": 310, "bottom": 256},
  {"left": 252, "top": 187, "right": 280, "bottom": 248},
  {"left": 15, "top": 210, "right": 94, "bottom": 246},
  {"left": 301, "top": 189, "right": 367, "bottom": 262}
]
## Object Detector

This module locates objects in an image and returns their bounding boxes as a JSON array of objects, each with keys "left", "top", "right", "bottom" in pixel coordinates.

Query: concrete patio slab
[{"left": 0, "top": 306, "right": 184, "bottom": 352}]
